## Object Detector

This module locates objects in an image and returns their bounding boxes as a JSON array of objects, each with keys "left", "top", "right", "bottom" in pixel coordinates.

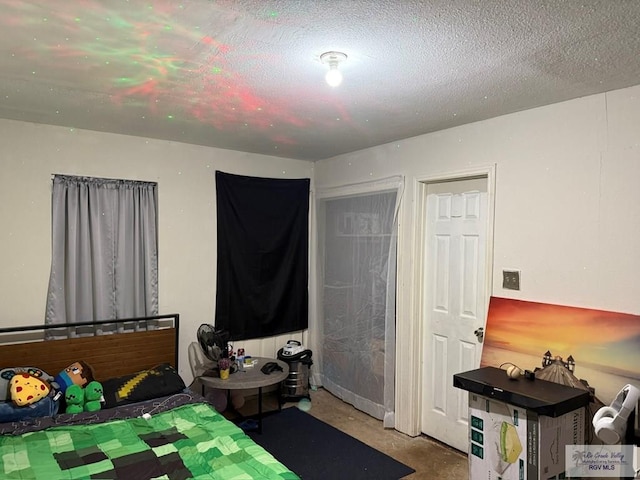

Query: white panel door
[{"left": 421, "top": 179, "right": 488, "bottom": 452}]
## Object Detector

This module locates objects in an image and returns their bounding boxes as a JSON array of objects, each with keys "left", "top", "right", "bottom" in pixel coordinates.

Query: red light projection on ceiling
[{"left": 0, "top": 0, "right": 349, "bottom": 146}]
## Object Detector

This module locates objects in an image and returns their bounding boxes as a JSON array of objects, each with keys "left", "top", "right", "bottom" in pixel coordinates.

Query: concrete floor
[
  {"left": 282, "top": 388, "right": 469, "bottom": 480},
  {"left": 220, "top": 385, "right": 469, "bottom": 479}
]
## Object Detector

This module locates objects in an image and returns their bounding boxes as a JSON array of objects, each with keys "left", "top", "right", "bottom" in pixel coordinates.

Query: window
[{"left": 45, "top": 175, "right": 158, "bottom": 328}]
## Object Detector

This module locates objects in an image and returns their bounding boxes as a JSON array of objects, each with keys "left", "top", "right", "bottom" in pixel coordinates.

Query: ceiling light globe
[{"left": 325, "top": 68, "right": 343, "bottom": 87}]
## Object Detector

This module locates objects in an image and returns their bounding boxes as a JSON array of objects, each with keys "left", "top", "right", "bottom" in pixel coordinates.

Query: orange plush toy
[
  {"left": 0, "top": 367, "right": 59, "bottom": 423},
  {"left": 10, "top": 373, "right": 51, "bottom": 406}
]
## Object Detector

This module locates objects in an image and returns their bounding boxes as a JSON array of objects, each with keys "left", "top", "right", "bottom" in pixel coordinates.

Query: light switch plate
[{"left": 502, "top": 270, "right": 520, "bottom": 290}]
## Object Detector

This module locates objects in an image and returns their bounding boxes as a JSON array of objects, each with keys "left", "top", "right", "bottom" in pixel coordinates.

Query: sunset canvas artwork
[{"left": 481, "top": 297, "right": 640, "bottom": 404}]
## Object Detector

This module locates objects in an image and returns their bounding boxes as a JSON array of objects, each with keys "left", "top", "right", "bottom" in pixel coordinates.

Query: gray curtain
[
  {"left": 45, "top": 175, "right": 158, "bottom": 327},
  {"left": 316, "top": 176, "right": 403, "bottom": 428}
]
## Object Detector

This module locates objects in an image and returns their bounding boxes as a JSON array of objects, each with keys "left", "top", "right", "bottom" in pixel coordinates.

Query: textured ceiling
[{"left": 1, "top": 1, "right": 639, "bottom": 161}]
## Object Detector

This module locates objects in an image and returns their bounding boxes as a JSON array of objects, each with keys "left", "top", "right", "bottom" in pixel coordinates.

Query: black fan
[{"left": 197, "top": 324, "right": 230, "bottom": 363}]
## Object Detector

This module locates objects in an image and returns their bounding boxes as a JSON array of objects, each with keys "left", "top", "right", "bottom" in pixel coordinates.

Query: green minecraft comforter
[{"left": 0, "top": 399, "right": 299, "bottom": 479}]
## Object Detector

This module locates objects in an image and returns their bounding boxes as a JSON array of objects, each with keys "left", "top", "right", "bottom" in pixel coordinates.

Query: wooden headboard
[{"left": 0, "top": 314, "right": 179, "bottom": 382}]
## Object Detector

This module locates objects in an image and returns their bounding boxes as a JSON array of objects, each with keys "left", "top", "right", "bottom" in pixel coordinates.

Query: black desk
[
  {"left": 454, "top": 366, "right": 590, "bottom": 417},
  {"left": 454, "top": 366, "right": 591, "bottom": 480}
]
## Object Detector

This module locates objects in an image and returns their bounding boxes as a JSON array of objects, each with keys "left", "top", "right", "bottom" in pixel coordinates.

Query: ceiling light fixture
[{"left": 320, "top": 51, "right": 347, "bottom": 87}]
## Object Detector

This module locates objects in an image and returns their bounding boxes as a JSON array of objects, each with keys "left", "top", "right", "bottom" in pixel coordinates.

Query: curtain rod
[
  {"left": 315, "top": 174, "right": 404, "bottom": 199},
  {"left": 51, "top": 173, "right": 157, "bottom": 185}
]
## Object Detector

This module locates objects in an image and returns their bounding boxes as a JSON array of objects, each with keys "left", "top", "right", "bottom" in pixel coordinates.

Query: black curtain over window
[{"left": 215, "top": 171, "right": 309, "bottom": 340}]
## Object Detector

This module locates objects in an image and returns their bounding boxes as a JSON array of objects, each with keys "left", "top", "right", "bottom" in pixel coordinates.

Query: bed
[{"left": 0, "top": 314, "right": 299, "bottom": 480}]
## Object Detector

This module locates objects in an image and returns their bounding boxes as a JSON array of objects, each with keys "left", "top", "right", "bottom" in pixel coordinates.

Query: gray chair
[
  {"left": 188, "top": 342, "right": 212, "bottom": 378},
  {"left": 188, "top": 342, "right": 233, "bottom": 411}
]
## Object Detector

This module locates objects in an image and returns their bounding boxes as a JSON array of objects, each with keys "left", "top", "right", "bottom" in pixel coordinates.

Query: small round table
[{"left": 195, "top": 357, "right": 289, "bottom": 433}]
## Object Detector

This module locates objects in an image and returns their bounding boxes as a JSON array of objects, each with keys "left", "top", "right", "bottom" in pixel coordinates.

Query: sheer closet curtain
[
  {"left": 315, "top": 176, "right": 403, "bottom": 428},
  {"left": 45, "top": 175, "right": 158, "bottom": 330}
]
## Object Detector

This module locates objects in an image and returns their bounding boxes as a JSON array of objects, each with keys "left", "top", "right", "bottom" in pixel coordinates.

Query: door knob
[{"left": 474, "top": 327, "right": 484, "bottom": 343}]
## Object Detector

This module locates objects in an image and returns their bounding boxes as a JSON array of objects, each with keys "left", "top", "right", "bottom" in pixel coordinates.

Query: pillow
[
  {"left": 0, "top": 367, "right": 55, "bottom": 402},
  {"left": 101, "top": 364, "right": 185, "bottom": 409},
  {"left": 0, "top": 367, "right": 59, "bottom": 423},
  {"left": 10, "top": 374, "right": 51, "bottom": 406},
  {"left": 0, "top": 394, "right": 59, "bottom": 423}
]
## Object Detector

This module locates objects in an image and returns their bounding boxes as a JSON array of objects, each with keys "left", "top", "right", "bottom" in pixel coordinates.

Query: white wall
[
  {"left": 314, "top": 84, "right": 640, "bottom": 435},
  {"left": 2, "top": 84, "right": 639, "bottom": 434},
  {"left": 0, "top": 119, "right": 314, "bottom": 384}
]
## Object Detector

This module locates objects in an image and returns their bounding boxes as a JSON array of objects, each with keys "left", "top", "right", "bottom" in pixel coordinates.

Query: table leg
[{"left": 258, "top": 386, "right": 263, "bottom": 434}]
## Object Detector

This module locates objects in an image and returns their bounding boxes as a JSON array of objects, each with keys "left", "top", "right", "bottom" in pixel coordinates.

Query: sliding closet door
[{"left": 317, "top": 179, "right": 401, "bottom": 428}]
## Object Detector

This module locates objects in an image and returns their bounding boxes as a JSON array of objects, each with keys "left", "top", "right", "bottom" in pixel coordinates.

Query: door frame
[{"left": 409, "top": 165, "right": 496, "bottom": 439}]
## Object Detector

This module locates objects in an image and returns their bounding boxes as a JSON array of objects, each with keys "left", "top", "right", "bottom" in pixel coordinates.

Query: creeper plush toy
[
  {"left": 54, "top": 361, "right": 104, "bottom": 414},
  {"left": 65, "top": 381, "right": 103, "bottom": 414}
]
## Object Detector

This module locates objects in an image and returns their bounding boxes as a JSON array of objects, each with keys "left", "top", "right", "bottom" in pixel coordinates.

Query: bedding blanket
[{"left": 0, "top": 398, "right": 299, "bottom": 479}]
